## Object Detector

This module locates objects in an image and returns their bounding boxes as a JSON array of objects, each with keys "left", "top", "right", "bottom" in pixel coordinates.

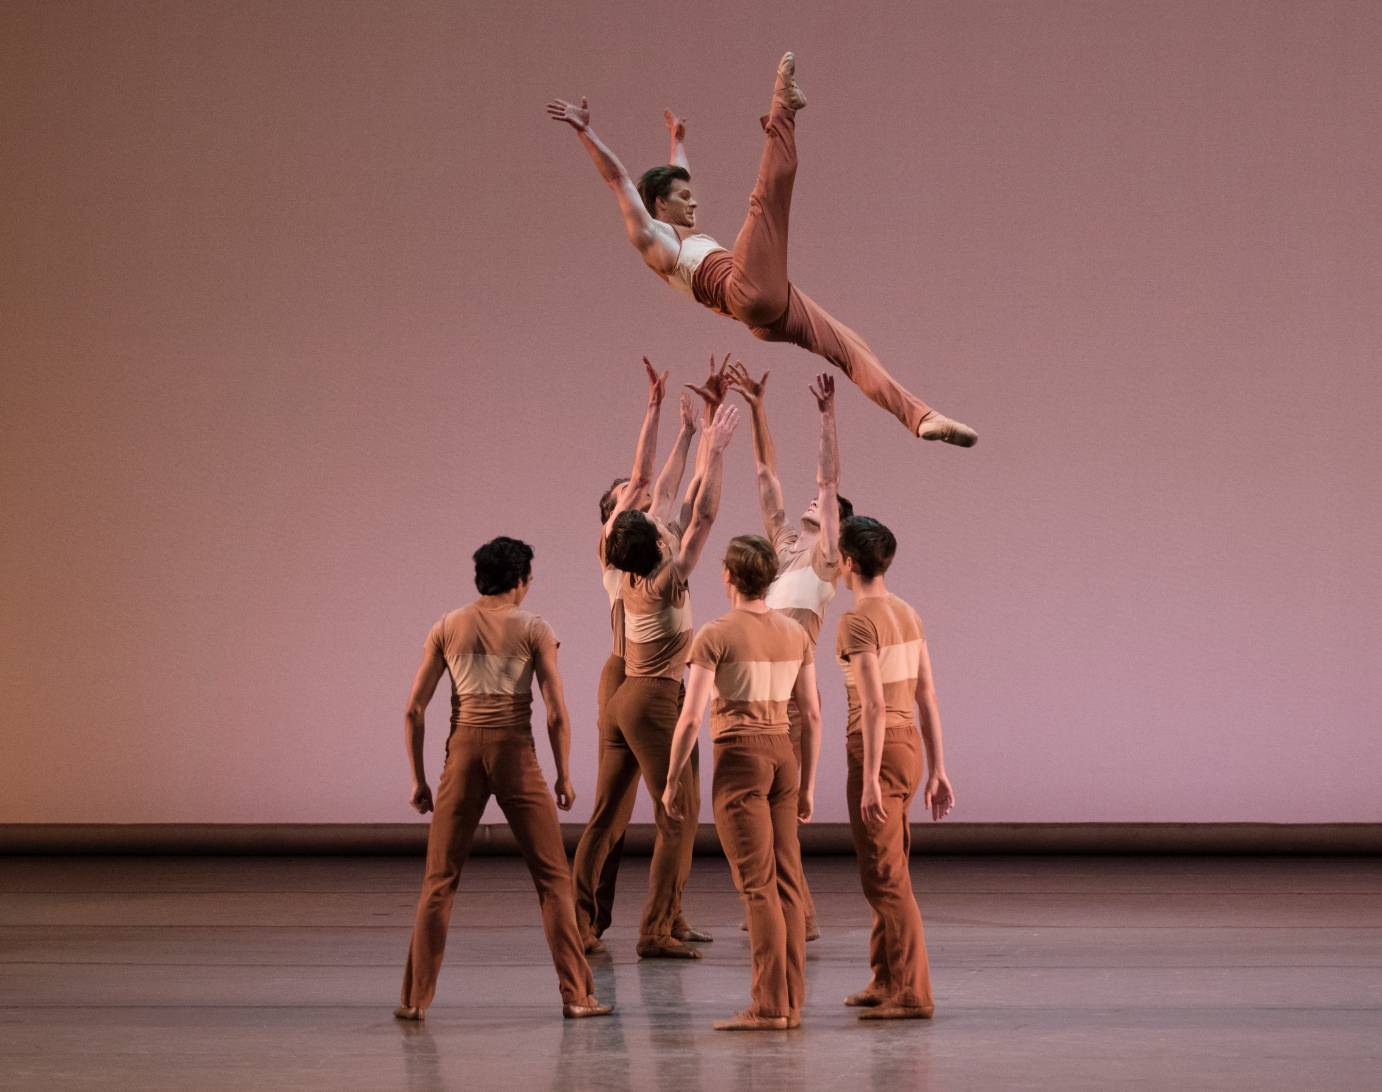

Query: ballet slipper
[
  {"left": 773, "top": 51, "right": 807, "bottom": 112},
  {"left": 636, "top": 936, "right": 702, "bottom": 960},
  {"left": 713, "top": 1008, "right": 789, "bottom": 1031},
  {"left": 858, "top": 1002, "right": 935, "bottom": 1020},
  {"left": 917, "top": 411, "right": 978, "bottom": 447},
  {"left": 673, "top": 923, "right": 714, "bottom": 943},
  {"left": 393, "top": 1006, "right": 425, "bottom": 1021},
  {"left": 843, "top": 986, "right": 887, "bottom": 1007},
  {"left": 563, "top": 998, "right": 614, "bottom": 1019}
]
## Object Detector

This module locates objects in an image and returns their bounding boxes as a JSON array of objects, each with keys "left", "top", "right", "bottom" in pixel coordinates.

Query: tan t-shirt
[
  {"left": 765, "top": 524, "right": 838, "bottom": 657},
  {"left": 425, "top": 602, "right": 558, "bottom": 734},
  {"left": 620, "top": 554, "right": 693, "bottom": 680},
  {"left": 835, "top": 593, "right": 925, "bottom": 735},
  {"left": 600, "top": 516, "right": 685, "bottom": 660},
  {"left": 688, "top": 608, "right": 811, "bottom": 741}
]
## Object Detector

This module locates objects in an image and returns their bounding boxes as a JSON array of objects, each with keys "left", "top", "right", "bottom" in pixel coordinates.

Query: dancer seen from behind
[
  {"left": 396, "top": 537, "right": 612, "bottom": 1021},
  {"left": 547, "top": 51, "right": 976, "bottom": 446},
  {"left": 664, "top": 535, "right": 821, "bottom": 1030},
  {"left": 835, "top": 516, "right": 956, "bottom": 1020}
]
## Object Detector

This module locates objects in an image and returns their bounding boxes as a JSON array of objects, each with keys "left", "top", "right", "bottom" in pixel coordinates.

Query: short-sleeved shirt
[
  {"left": 425, "top": 601, "right": 558, "bottom": 734},
  {"left": 620, "top": 553, "right": 693, "bottom": 680},
  {"left": 600, "top": 516, "right": 685, "bottom": 660},
  {"left": 835, "top": 593, "right": 925, "bottom": 735},
  {"left": 689, "top": 608, "right": 812, "bottom": 741},
  {"left": 765, "top": 524, "right": 838, "bottom": 657}
]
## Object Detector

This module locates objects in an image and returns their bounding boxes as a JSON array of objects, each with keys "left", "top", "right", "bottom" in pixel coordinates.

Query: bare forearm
[
  {"left": 627, "top": 397, "right": 662, "bottom": 498},
  {"left": 665, "top": 715, "right": 699, "bottom": 789},
  {"left": 817, "top": 407, "right": 839, "bottom": 488},
  {"left": 748, "top": 401, "right": 777, "bottom": 471},
  {"left": 652, "top": 424, "right": 694, "bottom": 519},
  {"left": 917, "top": 695, "right": 946, "bottom": 776},
  {"left": 799, "top": 713, "right": 821, "bottom": 793},
  {"left": 668, "top": 134, "right": 689, "bottom": 171},
  {"left": 860, "top": 706, "right": 886, "bottom": 786},
  {"left": 546, "top": 713, "right": 572, "bottom": 781},
  {"left": 404, "top": 712, "right": 427, "bottom": 786},
  {"left": 577, "top": 126, "right": 631, "bottom": 187}
]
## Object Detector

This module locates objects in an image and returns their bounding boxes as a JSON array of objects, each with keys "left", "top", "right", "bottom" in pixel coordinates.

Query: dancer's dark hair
[
  {"left": 473, "top": 536, "right": 534, "bottom": 595},
  {"left": 839, "top": 516, "right": 896, "bottom": 578},
  {"left": 837, "top": 494, "right": 855, "bottom": 522},
  {"left": 637, "top": 165, "right": 691, "bottom": 217},
  {"left": 604, "top": 510, "right": 663, "bottom": 577},
  {"left": 600, "top": 477, "right": 629, "bottom": 524},
  {"left": 723, "top": 535, "right": 778, "bottom": 599}
]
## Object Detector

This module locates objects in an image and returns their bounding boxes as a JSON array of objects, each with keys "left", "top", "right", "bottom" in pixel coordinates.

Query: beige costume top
[
  {"left": 835, "top": 593, "right": 925, "bottom": 735},
  {"left": 688, "top": 608, "right": 811, "bottom": 741},
  {"left": 765, "top": 524, "right": 838, "bottom": 658}
]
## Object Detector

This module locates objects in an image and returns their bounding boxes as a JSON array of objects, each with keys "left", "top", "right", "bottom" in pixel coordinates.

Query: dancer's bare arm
[
  {"left": 650, "top": 393, "right": 696, "bottom": 522},
  {"left": 605, "top": 359, "right": 667, "bottom": 529},
  {"left": 851, "top": 650, "right": 889, "bottom": 826},
  {"left": 810, "top": 374, "right": 841, "bottom": 571},
  {"left": 664, "top": 109, "right": 689, "bottom": 171},
  {"left": 673, "top": 403, "right": 740, "bottom": 581},
  {"left": 533, "top": 639, "right": 577, "bottom": 811},
  {"left": 402, "top": 646, "right": 447, "bottom": 814},
  {"left": 727, "top": 364, "right": 787, "bottom": 541},
  {"left": 915, "top": 638, "right": 954, "bottom": 821},
  {"left": 791, "top": 661, "right": 822, "bottom": 822},
  {"left": 680, "top": 352, "right": 734, "bottom": 528},
  {"left": 661, "top": 664, "right": 713, "bottom": 821},
  {"left": 547, "top": 96, "right": 680, "bottom": 273}
]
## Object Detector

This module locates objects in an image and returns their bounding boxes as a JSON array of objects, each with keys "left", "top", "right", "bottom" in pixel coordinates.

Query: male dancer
[
  {"left": 576, "top": 358, "right": 713, "bottom": 949},
  {"left": 663, "top": 535, "right": 821, "bottom": 1030},
  {"left": 547, "top": 51, "right": 977, "bottom": 446},
  {"left": 396, "top": 536, "right": 611, "bottom": 1021},
  {"left": 728, "top": 363, "right": 847, "bottom": 941},
  {"left": 586, "top": 403, "right": 740, "bottom": 959},
  {"left": 835, "top": 517, "right": 956, "bottom": 1020}
]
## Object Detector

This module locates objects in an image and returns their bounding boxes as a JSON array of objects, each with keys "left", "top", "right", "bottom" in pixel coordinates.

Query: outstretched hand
[
  {"left": 706, "top": 402, "right": 741, "bottom": 453},
  {"left": 684, "top": 351, "right": 734, "bottom": 411},
  {"left": 678, "top": 392, "right": 698, "bottom": 432},
  {"left": 727, "top": 361, "right": 770, "bottom": 408},
  {"left": 809, "top": 372, "right": 834, "bottom": 413},
  {"left": 663, "top": 109, "right": 687, "bottom": 141},
  {"left": 546, "top": 96, "right": 590, "bottom": 131},
  {"left": 643, "top": 356, "right": 668, "bottom": 405}
]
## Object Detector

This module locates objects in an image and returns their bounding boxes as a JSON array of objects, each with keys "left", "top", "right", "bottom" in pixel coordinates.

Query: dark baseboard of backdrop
[{"left": 1, "top": 823, "right": 1379, "bottom": 856}]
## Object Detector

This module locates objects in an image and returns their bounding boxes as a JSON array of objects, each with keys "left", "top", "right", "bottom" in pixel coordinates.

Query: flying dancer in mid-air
[{"left": 547, "top": 51, "right": 977, "bottom": 447}]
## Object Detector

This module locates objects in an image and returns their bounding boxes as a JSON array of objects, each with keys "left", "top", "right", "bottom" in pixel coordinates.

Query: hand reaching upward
[
  {"left": 678, "top": 391, "right": 698, "bottom": 432},
  {"left": 685, "top": 351, "right": 734, "bottom": 411},
  {"left": 809, "top": 372, "right": 834, "bottom": 413},
  {"left": 546, "top": 96, "right": 590, "bottom": 132},
  {"left": 727, "top": 361, "right": 770, "bottom": 409},
  {"left": 663, "top": 109, "right": 687, "bottom": 142},
  {"left": 706, "top": 403, "right": 740, "bottom": 453},
  {"left": 643, "top": 356, "right": 668, "bottom": 405}
]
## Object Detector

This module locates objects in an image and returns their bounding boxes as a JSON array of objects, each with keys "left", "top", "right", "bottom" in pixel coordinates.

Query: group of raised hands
[{"left": 641, "top": 351, "right": 837, "bottom": 423}]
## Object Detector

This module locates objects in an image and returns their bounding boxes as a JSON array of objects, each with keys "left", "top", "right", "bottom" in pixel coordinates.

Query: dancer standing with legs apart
[
  {"left": 574, "top": 357, "right": 714, "bottom": 951},
  {"left": 728, "top": 364, "right": 849, "bottom": 942},
  {"left": 835, "top": 517, "right": 956, "bottom": 1020},
  {"left": 396, "top": 537, "right": 611, "bottom": 1021},
  {"left": 597, "top": 402, "right": 742, "bottom": 960},
  {"left": 663, "top": 536, "right": 822, "bottom": 1030},
  {"left": 547, "top": 51, "right": 977, "bottom": 446}
]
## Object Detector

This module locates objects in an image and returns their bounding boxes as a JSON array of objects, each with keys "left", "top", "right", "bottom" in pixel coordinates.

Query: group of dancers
[{"left": 394, "top": 52, "right": 960, "bottom": 1030}]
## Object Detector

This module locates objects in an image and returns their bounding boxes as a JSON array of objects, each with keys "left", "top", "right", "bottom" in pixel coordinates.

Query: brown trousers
[
  {"left": 571, "top": 675, "right": 699, "bottom": 943},
  {"left": 400, "top": 727, "right": 595, "bottom": 1010},
  {"left": 845, "top": 726, "right": 934, "bottom": 1010},
  {"left": 573, "top": 653, "right": 632, "bottom": 938},
  {"left": 713, "top": 733, "right": 806, "bottom": 1019},
  {"left": 710, "top": 102, "right": 935, "bottom": 436},
  {"left": 785, "top": 697, "right": 818, "bottom": 931}
]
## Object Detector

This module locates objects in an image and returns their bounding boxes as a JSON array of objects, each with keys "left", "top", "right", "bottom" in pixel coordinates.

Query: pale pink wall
[{"left": 3, "top": 0, "right": 1379, "bottom": 823}]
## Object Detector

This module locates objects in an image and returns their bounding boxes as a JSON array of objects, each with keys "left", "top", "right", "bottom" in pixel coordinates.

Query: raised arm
[
  {"left": 403, "top": 645, "right": 447, "bottom": 815},
  {"left": 661, "top": 663, "right": 714, "bottom": 821},
  {"left": 533, "top": 638, "right": 577, "bottom": 811},
  {"left": 547, "top": 96, "right": 680, "bottom": 273},
  {"left": 790, "top": 661, "right": 822, "bottom": 822},
  {"left": 914, "top": 636, "right": 955, "bottom": 822},
  {"left": 664, "top": 109, "right": 690, "bottom": 171},
  {"left": 679, "top": 352, "right": 733, "bottom": 528},
  {"left": 605, "top": 359, "right": 667, "bottom": 528},
  {"left": 727, "top": 363, "right": 786, "bottom": 542},
  {"left": 673, "top": 402, "right": 740, "bottom": 580},
  {"left": 809, "top": 374, "right": 841, "bottom": 569},
  {"left": 650, "top": 392, "right": 697, "bottom": 522}
]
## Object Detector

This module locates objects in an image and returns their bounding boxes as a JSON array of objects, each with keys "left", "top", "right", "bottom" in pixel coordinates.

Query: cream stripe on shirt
[
  {"left": 447, "top": 653, "right": 536, "bottom": 696},
  {"left": 712, "top": 658, "right": 802, "bottom": 704}
]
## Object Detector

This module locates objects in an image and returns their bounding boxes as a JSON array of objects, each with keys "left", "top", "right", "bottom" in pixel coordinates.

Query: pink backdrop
[{"left": 3, "top": 0, "right": 1380, "bottom": 824}]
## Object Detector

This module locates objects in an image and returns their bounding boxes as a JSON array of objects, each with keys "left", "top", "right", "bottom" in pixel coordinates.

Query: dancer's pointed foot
[
  {"left": 393, "top": 1005, "right": 425, "bottom": 1021},
  {"left": 563, "top": 997, "right": 614, "bottom": 1019},
  {"left": 843, "top": 986, "right": 887, "bottom": 1007},
  {"left": 583, "top": 936, "right": 606, "bottom": 955},
  {"left": 917, "top": 411, "right": 978, "bottom": 447},
  {"left": 858, "top": 1002, "right": 935, "bottom": 1020},
  {"left": 636, "top": 936, "right": 703, "bottom": 960},
  {"left": 774, "top": 51, "right": 807, "bottom": 112},
  {"left": 673, "top": 924, "right": 714, "bottom": 943},
  {"left": 713, "top": 1008, "right": 789, "bottom": 1031}
]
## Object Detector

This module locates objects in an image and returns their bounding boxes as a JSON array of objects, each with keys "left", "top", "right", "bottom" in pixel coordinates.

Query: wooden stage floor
[{"left": 2, "top": 855, "right": 1380, "bottom": 1090}]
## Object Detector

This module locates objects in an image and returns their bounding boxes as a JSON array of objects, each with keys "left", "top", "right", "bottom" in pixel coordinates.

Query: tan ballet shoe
[
  {"left": 774, "top": 51, "right": 807, "bottom": 112},
  {"left": 563, "top": 998, "right": 614, "bottom": 1019},
  {"left": 392, "top": 1005, "right": 424, "bottom": 1021},
  {"left": 843, "top": 987, "right": 887, "bottom": 1007},
  {"left": 713, "top": 1008, "right": 790, "bottom": 1031},
  {"left": 917, "top": 412, "right": 978, "bottom": 447},
  {"left": 858, "top": 1002, "right": 935, "bottom": 1020},
  {"left": 805, "top": 921, "right": 821, "bottom": 942},
  {"left": 583, "top": 936, "right": 606, "bottom": 955},
  {"left": 636, "top": 936, "right": 703, "bottom": 960},
  {"left": 673, "top": 924, "right": 714, "bottom": 943}
]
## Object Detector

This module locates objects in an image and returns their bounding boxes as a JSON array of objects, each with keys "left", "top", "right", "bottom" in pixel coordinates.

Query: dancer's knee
[{"left": 732, "top": 295, "right": 787, "bottom": 329}]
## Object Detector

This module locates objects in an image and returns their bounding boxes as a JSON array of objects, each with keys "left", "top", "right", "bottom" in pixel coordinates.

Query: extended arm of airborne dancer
[
  {"left": 402, "top": 645, "right": 448, "bottom": 815},
  {"left": 727, "top": 363, "right": 787, "bottom": 543},
  {"left": 810, "top": 373, "right": 842, "bottom": 571},
  {"left": 545, "top": 96, "right": 679, "bottom": 273},
  {"left": 533, "top": 639, "right": 577, "bottom": 811},
  {"left": 665, "top": 108, "right": 690, "bottom": 171},
  {"left": 672, "top": 402, "right": 740, "bottom": 583}
]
